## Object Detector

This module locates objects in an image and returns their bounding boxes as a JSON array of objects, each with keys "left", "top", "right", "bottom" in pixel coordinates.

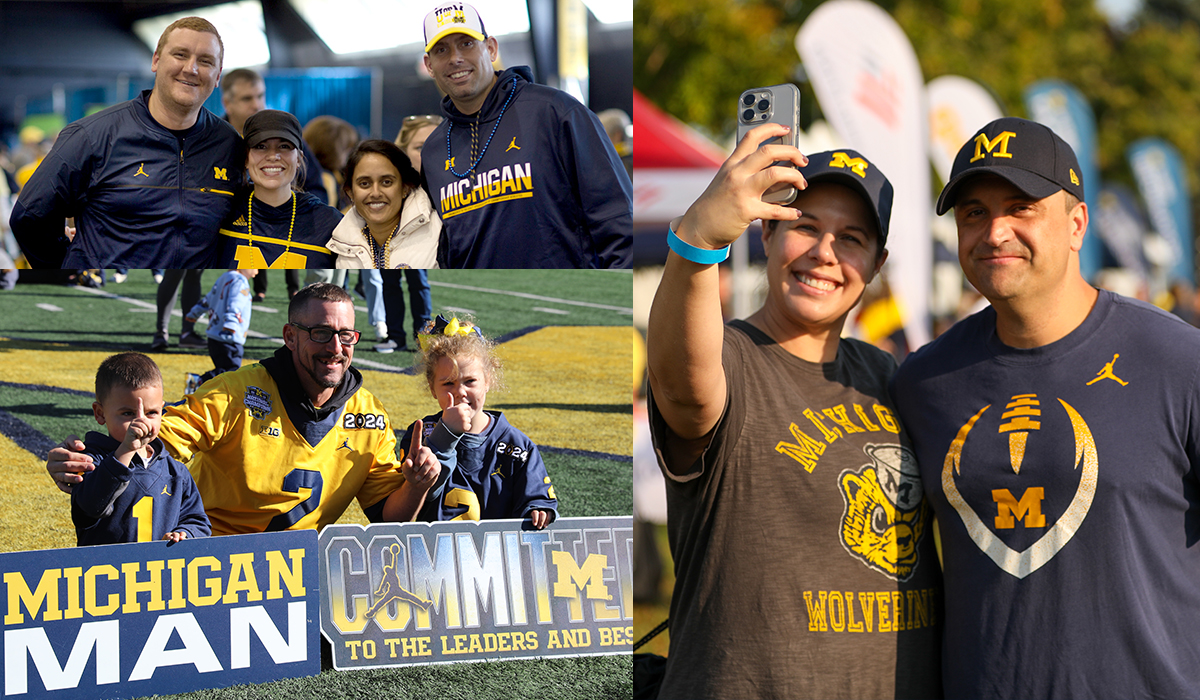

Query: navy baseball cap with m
[
  {"left": 800, "top": 149, "right": 893, "bottom": 248},
  {"left": 935, "top": 117, "right": 1085, "bottom": 215}
]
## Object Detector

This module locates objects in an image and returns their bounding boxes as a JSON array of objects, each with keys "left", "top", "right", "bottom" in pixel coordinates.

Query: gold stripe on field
[
  {"left": 0, "top": 325, "right": 632, "bottom": 457},
  {"left": 0, "top": 430, "right": 75, "bottom": 552},
  {"left": 0, "top": 341, "right": 226, "bottom": 403},
  {"left": 364, "top": 326, "right": 632, "bottom": 457}
]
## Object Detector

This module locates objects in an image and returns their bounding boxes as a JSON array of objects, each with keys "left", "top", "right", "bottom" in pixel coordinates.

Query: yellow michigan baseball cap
[{"left": 423, "top": 2, "right": 488, "bottom": 53}]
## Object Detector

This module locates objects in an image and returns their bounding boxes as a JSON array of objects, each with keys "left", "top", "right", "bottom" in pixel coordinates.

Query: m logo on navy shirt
[{"left": 941, "top": 393, "right": 1098, "bottom": 579}]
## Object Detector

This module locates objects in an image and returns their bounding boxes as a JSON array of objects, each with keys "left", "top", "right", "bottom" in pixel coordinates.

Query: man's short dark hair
[
  {"left": 1063, "top": 191, "right": 1081, "bottom": 213},
  {"left": 221, "top": 68, "right": 263, "bottom": 94},
  {"left": 95, "top": 353, "right": 163, "bottom": 403},
  {"left": 289, "top": 283, "right": 355, "bottom": 322}
]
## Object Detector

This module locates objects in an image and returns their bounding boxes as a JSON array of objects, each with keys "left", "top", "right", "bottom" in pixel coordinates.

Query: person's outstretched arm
[{"left": 647, "top": 123, "right": 807, "bottom": 473}]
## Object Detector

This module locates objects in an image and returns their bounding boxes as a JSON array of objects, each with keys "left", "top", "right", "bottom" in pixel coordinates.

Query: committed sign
[
  {"left": 1, "top": 531, "right": 319, "bottom": 699},
  {"left": 319, "top": 517, "right": 633, "bottom": 669}
]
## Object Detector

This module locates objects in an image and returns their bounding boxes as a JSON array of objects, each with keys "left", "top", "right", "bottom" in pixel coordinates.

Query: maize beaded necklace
[
  {"left": 362, "top": 220, "right": 400, "bottom": 269},
  {"left": 247, "top": 190, "right": 297, "bottom": 259}
]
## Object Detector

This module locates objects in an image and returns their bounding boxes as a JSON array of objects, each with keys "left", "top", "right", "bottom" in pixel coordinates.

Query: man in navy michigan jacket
[
  {"left": 420, "top": 2, "right": 632, "bottom": 269},
  {"left": 10, "top": 17, "right": 244, "bottom": 268}
]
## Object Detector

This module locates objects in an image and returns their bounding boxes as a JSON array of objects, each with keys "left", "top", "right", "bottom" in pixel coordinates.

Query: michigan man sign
[
  {"left": 1, "top": 531, "right": 319, "bottom": 699},
  {"left": 319, "top": 517, "right": 633, "bottom": 669}
]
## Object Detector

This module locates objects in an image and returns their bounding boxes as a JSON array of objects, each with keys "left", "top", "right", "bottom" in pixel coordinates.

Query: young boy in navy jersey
[
  {"left": 400, "top": 315, "right": 557, "bottom": 527},
  {"left": 72, "top": 352, "right": 210, "bottom": 545}
]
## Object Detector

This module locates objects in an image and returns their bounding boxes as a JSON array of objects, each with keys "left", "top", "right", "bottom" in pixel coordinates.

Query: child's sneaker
[
  {"left": 179, "top": 332, "right": 206, "bottom": 349},
  {"left": 184, "top": 373, "right": 201, "bottom": 395}
]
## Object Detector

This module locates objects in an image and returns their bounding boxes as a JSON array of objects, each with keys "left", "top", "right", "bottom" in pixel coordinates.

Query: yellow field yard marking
[
  {"left": 361, "top": 326, "right": 631, "bottom": 457},
  {"left": 0, "top": 339, "right": 259, "bottom": 404},
  {"left": 498, "top": 326, "right": 631, "bottom": 456},
  {"left": 0, "top": 430, "right": 75, "bottom": 552}
]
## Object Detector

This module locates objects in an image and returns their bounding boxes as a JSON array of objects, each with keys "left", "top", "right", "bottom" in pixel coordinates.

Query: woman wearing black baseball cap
[
  {"left": 215, "top": 109, "right": 341, "bottom": 268},
  {"left": 642, "top": 121, "right": 941, "bottom": 698}
]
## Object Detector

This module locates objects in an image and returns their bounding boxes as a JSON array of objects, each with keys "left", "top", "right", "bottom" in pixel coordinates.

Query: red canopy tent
[{"left": 633, "top": 89, "right": 726, "bottom": 224}]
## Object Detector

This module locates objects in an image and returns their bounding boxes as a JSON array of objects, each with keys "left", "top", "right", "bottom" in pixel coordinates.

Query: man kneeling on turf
[{"left": 49, "top": 283, "right": 447, "bottom": 533}]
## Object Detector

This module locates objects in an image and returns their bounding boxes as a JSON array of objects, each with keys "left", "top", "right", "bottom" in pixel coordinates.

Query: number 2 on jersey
[
  {"left": 266, "top": 469, "right": 324, "bottom": 531},
  {"left": 445, "top": 488, "right": 481, "bottom": 521}
]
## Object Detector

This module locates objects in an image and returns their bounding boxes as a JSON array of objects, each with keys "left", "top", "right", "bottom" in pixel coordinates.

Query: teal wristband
[{"left": 667, "top": 221, "right": 730, "bottom": 264}]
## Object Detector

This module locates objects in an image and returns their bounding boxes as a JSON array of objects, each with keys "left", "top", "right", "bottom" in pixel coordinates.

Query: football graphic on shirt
[{"left": 941, "top": 395, "right": 1098, "bottom": 579}]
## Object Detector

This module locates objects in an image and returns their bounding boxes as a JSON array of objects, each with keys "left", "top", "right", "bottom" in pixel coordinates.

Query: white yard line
[
  {"left": 73, "top": 286, "right": 410, "bottom": 372},
  {"left": 428, "top": 280, "right": 632, "bottom": 313}
]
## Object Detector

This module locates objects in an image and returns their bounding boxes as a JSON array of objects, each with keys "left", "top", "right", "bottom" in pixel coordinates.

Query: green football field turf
[{"left": 0, "top": 269, "right": 633, "bottom": 700}]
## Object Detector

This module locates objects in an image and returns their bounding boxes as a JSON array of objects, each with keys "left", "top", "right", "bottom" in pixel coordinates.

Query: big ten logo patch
[{"left": 839, "top": 444, "right": 928, "bottom": 581}]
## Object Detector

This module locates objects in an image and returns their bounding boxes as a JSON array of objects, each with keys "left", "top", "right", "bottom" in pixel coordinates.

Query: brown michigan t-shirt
[{"left": 648, "top": 320, "right": 942, "bottom": 699}]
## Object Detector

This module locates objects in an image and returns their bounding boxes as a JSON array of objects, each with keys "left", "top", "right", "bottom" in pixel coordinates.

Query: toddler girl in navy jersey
[
  {"left": 400, "top": 315, "right": 558, "bottom": 527},
  {"left": 72, "top": 353, "right": 210, "bottom": 545}
]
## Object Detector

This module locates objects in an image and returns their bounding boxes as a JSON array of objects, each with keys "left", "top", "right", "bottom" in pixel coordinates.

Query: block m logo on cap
[
  {"left": 437, "top": 3, "right": 467, "bottom": 26},
  {"left": 970, "top": 131, "right": 1017, "bottom": 163},
  {"left": 829, "top": 152, "right": 869, "bottom": 177}
]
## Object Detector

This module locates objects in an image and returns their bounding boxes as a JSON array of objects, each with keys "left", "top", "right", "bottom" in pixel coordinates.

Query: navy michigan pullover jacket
[
  {"left": 11, "top": 89, "right": 244, "bottom": 268},
  {"left": 422, "top": 66, "right": 632, "bottom": 269}
]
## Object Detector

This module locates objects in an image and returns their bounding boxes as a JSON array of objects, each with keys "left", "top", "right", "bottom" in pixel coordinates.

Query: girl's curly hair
[{"left": 418, "top": 316, "right": 505, "bottom": 394}]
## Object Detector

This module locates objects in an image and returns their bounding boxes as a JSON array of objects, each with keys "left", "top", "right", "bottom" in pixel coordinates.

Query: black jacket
[
  {"left": 422, "top": 66, "right": 632, "bottom": 269},
  {"left": 10, "top": 89, "right": 244, "bottom": 268}
]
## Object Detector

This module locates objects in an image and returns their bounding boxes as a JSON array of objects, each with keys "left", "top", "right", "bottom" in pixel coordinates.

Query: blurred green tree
[{"left": 634, "top": 0, "right": 1200, "bottom": 201}]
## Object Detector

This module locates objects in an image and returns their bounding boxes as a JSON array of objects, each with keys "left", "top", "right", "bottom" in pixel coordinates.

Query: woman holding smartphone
[
  {"left": 216, "top": 110, "right": 340, "bottom": 268},
  {"left": 644, "top": 121, "right": 942, "bottom": 699}
]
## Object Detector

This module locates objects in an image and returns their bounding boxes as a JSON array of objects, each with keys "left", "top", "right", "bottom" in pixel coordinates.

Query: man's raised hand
[
  {"left": 401, "top": 419, "right": 441, "bottom": 490},
  {"left": 47, "top": 435, "right": 93, "bottom": 494}
]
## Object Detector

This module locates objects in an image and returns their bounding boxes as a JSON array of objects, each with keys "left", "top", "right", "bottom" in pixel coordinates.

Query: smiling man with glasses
[{"left": 46, "top": 283, "right": 450, "bottom": 535}]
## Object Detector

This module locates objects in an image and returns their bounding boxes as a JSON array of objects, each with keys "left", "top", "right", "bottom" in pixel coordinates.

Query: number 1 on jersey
[{"left": 132, "top": 496, "right": 153, "bottom": 542}]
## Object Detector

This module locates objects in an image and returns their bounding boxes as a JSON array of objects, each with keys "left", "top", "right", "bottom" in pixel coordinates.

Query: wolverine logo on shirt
[{"left": 839, "top": 444, "right": 928, "bottom": 581}]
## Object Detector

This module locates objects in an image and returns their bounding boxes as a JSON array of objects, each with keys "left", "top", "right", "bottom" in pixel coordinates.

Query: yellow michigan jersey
[{"left": 160, "top": 363, "right": 403, "bottom": 536}]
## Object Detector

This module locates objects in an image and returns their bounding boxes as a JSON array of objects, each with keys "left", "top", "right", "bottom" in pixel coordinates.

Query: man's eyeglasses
[{"left": 290, "top": 323, "right": 361, "bottom": 345}]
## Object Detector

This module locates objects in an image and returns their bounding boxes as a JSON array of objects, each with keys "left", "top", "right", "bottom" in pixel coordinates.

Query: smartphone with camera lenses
[{"left": 736, "top": 84, "right": 801, "bottom": 205}]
